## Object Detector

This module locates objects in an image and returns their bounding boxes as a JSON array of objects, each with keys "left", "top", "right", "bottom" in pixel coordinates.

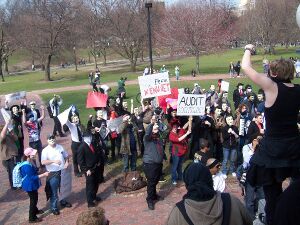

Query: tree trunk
[
  {"left": 0, "top": 59, "right": 4, "bottom": 82},
  {"left": 73, "top": 48, "right": 78, "bottom": 71},
  {"left": 103, "top": 50, "right": 107, "bottom": 66},
  {"left": 4, "top": 57, "right": 8, "bottom": 74},
  {"left": 141, "top": 50, "right": 144, "bottom": 62},
  {"left": 93, "top": 55, "right": 98, "bottom": 69},
  {"left": 195, "top": 54, "right": 200, "bottom": 74},
  {"left": 45, "top": 54, "right": 52, "bottom": 81},
  {"left": 130, "top": 60, "right": 137, "bottom": 72}
]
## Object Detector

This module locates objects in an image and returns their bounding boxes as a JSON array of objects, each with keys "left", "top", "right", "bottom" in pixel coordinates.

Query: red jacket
[{"left": 169, "top": 129, "right": 188, "bottom": 157}]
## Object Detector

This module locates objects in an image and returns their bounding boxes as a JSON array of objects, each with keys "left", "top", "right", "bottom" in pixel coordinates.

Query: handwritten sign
[
  {"left": 138, "top": 72, "right": 171, "bottom": 98},
  {"left": 5, "top": 91, "right": 26, "bottom": 104},
  {"left": 177, "top": 94, "right": 206, "bottom": 116},
  {"left": 221, "top": 81, "right": 229, "bottom": 92}
]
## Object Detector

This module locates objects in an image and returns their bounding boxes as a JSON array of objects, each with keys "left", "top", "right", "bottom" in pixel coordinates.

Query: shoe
[
  {"left": 147, "top": 202, "right": 154, "bottom": 210},
  {"left": 37, "top": 209, "right": 44, "bottom": 214},
  {"left": 29, "top": 217, "right": 43, "bottom": 223},
  {"left": 61, "top": 202, "right": 72, "bottom": 208},
  {"left": 52, "top": 210, "right": 60, "bottom": 215},
  {"left": 75, "top": 173, "right": 82, "bottom": 177},
  {"left": 95, "top": 196, "right": 102, "bottom": 202},
  {"left": 172, "top": 181, "right": 177, "bottom": 186},
  {"left": 231, "top": 172, "right": 236, "bottom": 177},
  {"left": 88, "top": 202, "right": 96, "bottom": 208},
  {"left": 154, "top": 195, "right": 164, "bottom": 201}
]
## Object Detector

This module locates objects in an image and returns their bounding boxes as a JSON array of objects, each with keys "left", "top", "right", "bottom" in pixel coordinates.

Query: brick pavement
[{"left": 0, "top": 93, "right": 243, "bottom": 225}]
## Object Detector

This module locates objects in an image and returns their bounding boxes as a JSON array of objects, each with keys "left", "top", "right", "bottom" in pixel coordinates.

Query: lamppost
[{"left": 145, "top": 2, "right": 153, "bottom": 74}]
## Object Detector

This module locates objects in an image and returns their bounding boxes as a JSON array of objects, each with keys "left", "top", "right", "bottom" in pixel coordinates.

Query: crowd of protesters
[{"left": 1, "top": 45, "right": 300, "bottom": 224}]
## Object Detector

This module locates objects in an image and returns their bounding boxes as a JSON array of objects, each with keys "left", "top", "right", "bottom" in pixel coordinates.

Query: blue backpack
[{"left": 12, "top": 161, "right": 30, "bottom": 188}]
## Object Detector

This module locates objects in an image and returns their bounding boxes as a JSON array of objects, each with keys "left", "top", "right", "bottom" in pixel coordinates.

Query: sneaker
[
  {"left": 95, "top": 196, "right": 102, "bottom": 202},
  {"left": 231, "top": 172, "right": 236, "bottom": 177},
  {"left": 159, "top": 177, "right": 167, "bottom": 183},
  {"left": 61, "top": 202, "right": 72, "bottom": 208}
]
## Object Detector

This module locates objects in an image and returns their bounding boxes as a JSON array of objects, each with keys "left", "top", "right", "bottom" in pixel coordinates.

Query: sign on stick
[{"left": 177, "top": 94, "right": 206, "bottom": 116}]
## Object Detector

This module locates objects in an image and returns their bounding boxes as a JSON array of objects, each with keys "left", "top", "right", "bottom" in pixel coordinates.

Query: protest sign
[
  {"left": 221, "top": 81, "right": 229, "bottom": 92},
  {"left": 177, "top": 94, "right": 206, "bottom": 116},
  {"left": 5, "top": 91, "right": 26, "bottom": 104},
  {"left": 166, "top": 98, "right": 178, "bottom": 109},
  {"left": 58, "top": 106, "right": 73, "bottom": 125},
  {"left": 86, "top": 92, "right": 108, "bottom": 108},
  {"left": 138, "top": 72, "right": 171, "bottom": 98},
  {"left": 107, "top": 117, "right": 123, "bottom": 132},
  {"left": 157, "top": 88, "right": 178, "bottom": 112},
  {"left": 59, "top": 165, "right": 72, "bottom": 200},
  {"left": 1, "top": 108, "right": 11, "bottom": 123}
]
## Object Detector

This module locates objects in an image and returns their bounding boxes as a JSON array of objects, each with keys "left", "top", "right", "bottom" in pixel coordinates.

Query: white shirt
[
  {"left": 212, "top": 172, "right": 226, "bottom": 192},
  {"left": 100, "top": 85, "right": 110, "bottom": 95},
  {"left": 66, "top": 120, "right": 82, "bottom": 143},
  {"left": 41, "top": 144, "right": 68, "bottom": 172},
  {"left": 242, "top": 143, "right": 254, "bottom": 169},
  {"left": 295, "top": 61, "right": 300, "bottom": 73}
]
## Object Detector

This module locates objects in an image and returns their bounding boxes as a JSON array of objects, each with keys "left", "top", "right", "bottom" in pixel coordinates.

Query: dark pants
[
  {"left": 17, "top": 137, "right": 24, "bottom": 162},
  {"left": 52, "top": 116, "right": 63, "bottom": 136},
  {"left": 29, "top": 140, "right": 42, "bottom": 167},
  {"left": 138, "top": 131, "right": 145, "bottom": 156},
  {"left": 244, "top": 183, "right": 265, "bottom": 219},
  {"left": 85, "top": 166, "right": 101, "bottom": 205},
  {"left": 263, "top": 182, "right": 282, "bottom": 225},
  {"left": 71, "top": 141, "right": 81, "bottom": 174},
  {"left": 143, "top": 163, "right": 162, "bottom": 203},
  {"left": 110, "top": 135, "right": 121, "bottom": 159},
  {"left": 27, "top": 190, "right": 38, "bottom": 221},
  {"left": 237, "top": 136, "right": 247, "bottom": 166},
  {"left": 2, "top": 158, "right": 16, "bottom": 188}
]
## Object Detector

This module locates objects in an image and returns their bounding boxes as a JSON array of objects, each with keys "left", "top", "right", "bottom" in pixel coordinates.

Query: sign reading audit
[{"left": 177, "top": 94, "right": 206, "bottom": 116}]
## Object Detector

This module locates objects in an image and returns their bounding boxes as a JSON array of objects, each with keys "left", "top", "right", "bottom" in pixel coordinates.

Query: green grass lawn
[{"left": 2, "top": 47, "right": 299, "bottom": 95}]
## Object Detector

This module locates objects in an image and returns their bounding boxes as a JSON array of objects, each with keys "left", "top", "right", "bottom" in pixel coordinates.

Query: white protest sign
[
  {"left": 59, "top": 165, "right": 72, "bottom": 200},
  {"left": 107, "top": 117, "right": 123, "bottom": 133},
  {"left": 177, "top": 94, "right": 206, "bottom": 116},
  {"left": 1, "top": 108, "right": 11, "bottom": 123},
  {"left": 138, "top": 72, "right": 171, "bottom": 98},
  {"left": 221, "top": 81, "right": 229, "bottom": 92},
  {"left": 58, "top": 106, "right": 72, "bottom": 125},
  {"left": 5, "top": 91, "right": 26, "bottom": 104}
]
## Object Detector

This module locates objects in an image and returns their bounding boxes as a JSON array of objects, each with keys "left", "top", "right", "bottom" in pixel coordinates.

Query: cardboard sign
[
  {"left": 177, "top": 94, "right": 206, "bottom": 116},
  {"left": 221, "top": 81, "right": 229, "bottom": 92},
  {"left": 157, "top": 88, "right": 178, "bottom": 112},
  {"left": 107, "top": 117, "right": 123, "bottom": 133},
  {"left": 5, "top": 91, "right": 26, "bottom": 104},
  {"left": 59, "top": 165, "right": 72, "bottom": 200},
  {"left": 138, "top": 72, "right": 171, "bottom": 98},
  {"left": 166, "top": 98, "right": 178, "bottom": 109},
  {"left": 86, "top": 92, "right": 108, "bottom": 108}
]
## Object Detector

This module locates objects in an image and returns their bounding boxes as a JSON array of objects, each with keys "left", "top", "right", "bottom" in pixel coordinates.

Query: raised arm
[{"left": 37, "top": 106, "right": 45, "bottom": 122}]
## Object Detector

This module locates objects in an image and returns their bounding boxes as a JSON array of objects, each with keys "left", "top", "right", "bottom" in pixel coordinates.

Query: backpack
[
  {"left": 114, "top": 171, "right": 147, "bottom": 193},
  {"left": 12, "top": 161, "right": 30, "bottom": 188}
]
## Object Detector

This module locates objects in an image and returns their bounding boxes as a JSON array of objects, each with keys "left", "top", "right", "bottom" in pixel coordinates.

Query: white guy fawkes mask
[
  {"left": 223, "top": 93, "right": 228, "bottom": 99},
  {"left": 215, "top": 108, "right": 222, "bottom": 117},
  {"left": 238, "top": 85, "right": 243, "bottom": 90},
  {"left": 47, "top": 138, "right": 56, "bottom": 146},
  {"left": 225, "top": 116, "right": 234, "bottom": 126},
  {"left": 206, "top": 106, "right": 211, "bottom": 114},
  {"left": 123, "top": 102, "right": 128, "bottom": 110},
  {"left": 12, "top": 106, "right": 18, "bottom": 115},
  {"left": 210, "top": 85, "right": 215, "bottom": 92},
  {"left": 97, "top": 110, "right": 103, "bottom": 119},
  {"left": 71, "top": 115, "right": 80, "bottom": 124}
]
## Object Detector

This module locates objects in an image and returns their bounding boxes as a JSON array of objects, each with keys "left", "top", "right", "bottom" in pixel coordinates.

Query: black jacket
[
  {"left": 222, "top": 125, "right": 239, "bottom": 149},
  {"left": 78, "top": 142, "right": 102, "bottom": 173},
  {"left": 247, "top": 121, "right": 263, "bottom": 142}
]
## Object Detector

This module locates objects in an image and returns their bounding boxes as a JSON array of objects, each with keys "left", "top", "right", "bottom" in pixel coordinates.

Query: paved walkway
[{"left": 0, "top": 75, "right": 244, "bottom": 225}]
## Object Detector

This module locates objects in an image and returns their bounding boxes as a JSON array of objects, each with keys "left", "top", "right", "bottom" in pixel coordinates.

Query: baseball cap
[{"left": 24, "top": 147, "right": 37, "bottom": 157}]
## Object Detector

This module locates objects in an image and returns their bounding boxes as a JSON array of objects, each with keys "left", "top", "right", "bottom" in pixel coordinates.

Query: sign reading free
[
  {"left": 138, "top": 72, "right": 171, "bottom": 98},
  {"left": 177, "top": 94, "right": 207, "bottom": 116}
]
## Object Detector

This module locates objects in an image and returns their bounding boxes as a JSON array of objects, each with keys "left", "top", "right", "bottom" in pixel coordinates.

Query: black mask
[
  {"left": 268, "top": 74, "right": 291, "bottom": 83},
  {"left": 241, "top": 111, "right": 247, "bottom": 116}
]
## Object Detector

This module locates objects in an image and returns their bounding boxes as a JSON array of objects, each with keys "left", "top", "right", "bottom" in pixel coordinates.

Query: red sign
[{"left": 86, "top": 92, "right": 108, "bottom": 108}]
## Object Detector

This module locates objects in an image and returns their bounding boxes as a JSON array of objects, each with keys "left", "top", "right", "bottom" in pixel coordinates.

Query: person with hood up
[{"left": 166, "top": 162, "right": 252, "bottom": 225}]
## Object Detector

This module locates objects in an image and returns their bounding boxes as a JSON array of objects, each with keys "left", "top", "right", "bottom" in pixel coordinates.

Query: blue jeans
[
  {"left": 122, "top": 152, "right": 137, "bottom": 172},
  {"left": 221, "top": 148, "right": 237, "bottom": 174},
  {"left": 49, "top": 175, "right": 60, "bottom": 211},
  {"left": 171, "top": 154, "right": 184, "bottom": 182},
  {"left": 244, "top": 183, "right": 265, "bottom": 219}
]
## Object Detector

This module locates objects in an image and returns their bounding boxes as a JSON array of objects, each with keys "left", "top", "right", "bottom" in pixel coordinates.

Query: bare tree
[
  {"left": 13, "top": 0, "right": 82, "bottom": 81},
  {"left": 100, "top": 0, "right": 148, "bottom": 72},
  {"left": 159, "top": 1, "right": 235, "bottom": 73}
]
